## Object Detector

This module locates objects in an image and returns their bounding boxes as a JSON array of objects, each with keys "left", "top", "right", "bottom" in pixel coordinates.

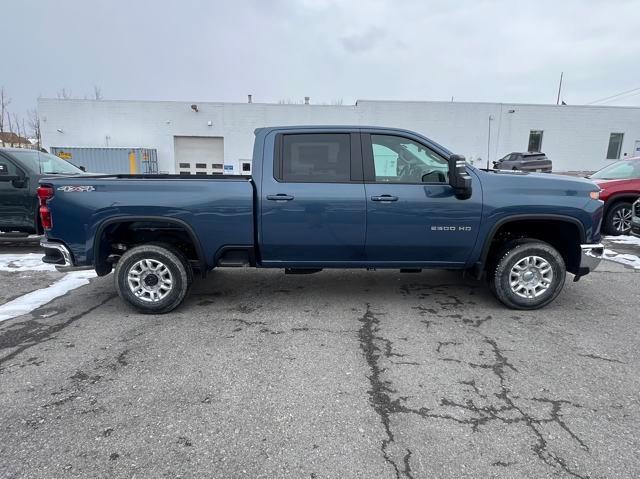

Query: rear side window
[{"left": 280, "top": 134, "right": 351, "bottom": 182}]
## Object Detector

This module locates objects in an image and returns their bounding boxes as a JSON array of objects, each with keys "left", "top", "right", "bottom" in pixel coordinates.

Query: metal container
[{"left": 49, "top": 147, "right": 158, "bottom": 174}]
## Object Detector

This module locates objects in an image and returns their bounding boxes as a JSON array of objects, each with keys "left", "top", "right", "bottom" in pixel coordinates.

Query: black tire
[
  {"left": 114, "top": 243, "right": 191, "bottom": 314},
  {"left": 488, "top": 239, "right": 566, "bottom": 310},
  {"left": 604, "top": 202, "right": 633, "bottom": 236}
]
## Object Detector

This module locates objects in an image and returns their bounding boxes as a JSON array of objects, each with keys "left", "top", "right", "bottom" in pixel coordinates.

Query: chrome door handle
[
  {"left": 266, "top": 194, "right": 294, "bottom": 201},
  {"left": 371, "top": 195, "right": 398, "bottom": 202}
]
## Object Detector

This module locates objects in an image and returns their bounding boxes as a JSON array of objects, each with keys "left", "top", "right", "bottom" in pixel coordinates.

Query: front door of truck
[
  {"left": 362, "top": 132, "right": 482, "bottom": 266},
  {"left": 260, "top": 131, "right": 366, "bottom": 265}
]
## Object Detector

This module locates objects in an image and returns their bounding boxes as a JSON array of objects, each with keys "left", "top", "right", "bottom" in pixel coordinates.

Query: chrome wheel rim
[
  {"left": 127, "top": 259, "right": 173, "bottom": 302},
  {"left": 509, "top": 255, "right": 553, "bottom": 299},
  {"left": 612, "top": 208, "right": 632, "bottom": 233}
]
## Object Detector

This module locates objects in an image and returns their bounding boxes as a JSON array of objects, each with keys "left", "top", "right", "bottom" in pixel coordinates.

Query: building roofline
[
  {"left": 355, "top": 98, "right": 640, "bottom": 111},
  {"left": 36, "top": 98, "right": 358, "bottom": 108},
  {"left": 37, "top": 97, "right": 640, "bottom": 111}
]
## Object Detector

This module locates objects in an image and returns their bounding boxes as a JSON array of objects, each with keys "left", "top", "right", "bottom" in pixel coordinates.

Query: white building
[{"left": 39, "top": 98, "right": 640, "bottom": 174}]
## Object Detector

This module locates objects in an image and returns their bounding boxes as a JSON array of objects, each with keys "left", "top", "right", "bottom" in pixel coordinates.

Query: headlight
[{"left": 589, "top": 191, "right": 600, "bottom": 200}]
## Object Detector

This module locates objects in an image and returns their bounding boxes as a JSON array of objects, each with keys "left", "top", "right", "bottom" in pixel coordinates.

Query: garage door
[{"left": 174, "top": 136, "right": 224, "bottom": 175}]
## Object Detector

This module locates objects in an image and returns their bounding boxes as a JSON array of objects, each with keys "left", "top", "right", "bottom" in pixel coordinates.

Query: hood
[{"left": 481, "top": 169, "right": 600, "bottom": 193}]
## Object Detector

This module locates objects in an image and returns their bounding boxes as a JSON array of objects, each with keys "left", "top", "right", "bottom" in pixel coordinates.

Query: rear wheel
[
  {"left": 604, "top": 202, "right": 633, "bottom": 235},
  {"left": 114, "top": 243, "right": 191, "bottom": 314},
  {"left": 488, "top": 239, "right": 566, "bottom": 310}
]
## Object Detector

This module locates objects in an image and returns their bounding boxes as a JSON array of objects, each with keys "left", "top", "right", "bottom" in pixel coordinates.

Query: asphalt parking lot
[{"left": 0, "top": 239, "right": 639, "bottom": 478}]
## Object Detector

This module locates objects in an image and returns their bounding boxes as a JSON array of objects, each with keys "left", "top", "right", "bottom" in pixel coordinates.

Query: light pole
[{"left": 486, "top": 115, "right": 494, "bottom": 170}]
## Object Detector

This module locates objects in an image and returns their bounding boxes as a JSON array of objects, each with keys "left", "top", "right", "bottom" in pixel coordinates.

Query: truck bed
[{"left": 40, "top": 175, "right": 255, "bottom": 269}]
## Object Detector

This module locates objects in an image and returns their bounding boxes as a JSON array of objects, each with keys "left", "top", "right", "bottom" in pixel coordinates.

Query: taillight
[{"left": 37, "top": 185, "right": 54, "bottom": 230}]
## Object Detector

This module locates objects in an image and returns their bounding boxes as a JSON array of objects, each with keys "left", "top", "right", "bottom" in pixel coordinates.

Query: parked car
[
  {"left": 0, "top": 148, "right": 86, "bottom": 235},
  {"left": 493, "top": 152, "right": 552, "bottom": 172},
  {"left": 39, "top": 126, "right": 603, "bottom": 313},
  {"left": 630, "top": 199, "right": 640, "bottom": 238},
  {"left": 588, "top": 157, "right": 640, "bottom": 235}
]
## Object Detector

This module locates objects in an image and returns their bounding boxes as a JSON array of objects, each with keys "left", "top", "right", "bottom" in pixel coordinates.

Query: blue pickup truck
[{"left": 39, "top": 126, "right": 604, "bottom": 313}]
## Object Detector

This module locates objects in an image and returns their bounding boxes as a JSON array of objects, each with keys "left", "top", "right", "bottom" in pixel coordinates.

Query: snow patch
[
  {"left": 0, "top": 271, "right": 97, "bottom": 322},
  {"left": 603, "top": 235, "right": 640, "bottom": 247},
  {"left": 0, "top": 253, "right": 58, "bottom": 272},
  {"left": 603, "top": 249, "right": 640, "bottom": 270}
]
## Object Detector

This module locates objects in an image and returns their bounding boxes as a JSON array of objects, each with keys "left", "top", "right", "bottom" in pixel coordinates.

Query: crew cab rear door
[
  {"left": 260, "top": 131, "right": 366, "bottom": 265},
  {"left": 362, "top": 131, "right": 482, "bottom": 266}
]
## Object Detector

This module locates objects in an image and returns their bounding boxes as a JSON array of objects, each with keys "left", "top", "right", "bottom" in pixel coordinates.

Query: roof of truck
[{"left": 255, "top": 125, "right": 419, "bottom": 134}]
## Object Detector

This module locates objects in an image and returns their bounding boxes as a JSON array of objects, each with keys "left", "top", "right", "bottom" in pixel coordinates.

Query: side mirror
[
  {"left": 448, "top": 154, "right": 472, "bottom": 199},
  {"left": 79, "top": 166, "right": 86, "bottom": 172}
]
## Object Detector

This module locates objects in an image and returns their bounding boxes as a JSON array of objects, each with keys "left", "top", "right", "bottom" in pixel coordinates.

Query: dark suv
[
  {"left": 0, "top": 148, "right": 85, "bottom": 235},
  {"left": 493, "top": 152, "right": 552, "bottom": 172}
]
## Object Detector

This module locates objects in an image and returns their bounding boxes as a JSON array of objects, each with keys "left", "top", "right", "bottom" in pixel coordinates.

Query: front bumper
[
  {"left": 41, "top": 239, "right": 92, "bottom": 272},
  {"left": 577, "top": 243, "right": 604, "bottom": 277}
]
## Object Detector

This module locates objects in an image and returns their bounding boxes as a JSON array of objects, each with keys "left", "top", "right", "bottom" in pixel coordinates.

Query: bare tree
[
  {"left": 57, "top": 88, "right": 72, "bottom": 99},
  {"left": 94, "top": 85, "right": 103, "bottom": 100},
  {"left": 277, "top": 98, "right": 304, "bottom": 105},
  {"left": 28, "top": 109, "right": 41, "bottom": 149},
  {"left": 13, "top": 113, "right": 24, "bottom": 147},
  {"left": 0, "top": 87, "right": 10, "bottom": 146},
  {"left": 6, "top": 111, "right": 14, "bottom": 145}
]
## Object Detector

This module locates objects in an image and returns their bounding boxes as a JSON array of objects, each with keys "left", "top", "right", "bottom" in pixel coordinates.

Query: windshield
[
  {"left": 9, "top": 150, "right": 83, "bottom": 175},
  {"left": 590, "top": 160, "right": 640, "bottom": 180}
]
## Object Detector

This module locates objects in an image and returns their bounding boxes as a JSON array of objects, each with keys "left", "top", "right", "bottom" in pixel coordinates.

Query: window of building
[
  {"left": 606, "top": 133, "right": 624, "bottom": 160},
  {"left": 179, "top": 163, "right": 190, "bottom": 168},
  {"left": 195, "top": 171, "right": 207, "bottom": 175},
  {"left": 212, "top": 163, "right": 223, "bottom": 169},
  {"left": 280, "top": 133, "right": 350, "bottom": 182},
  {"left": 195, "top": 163, "right": 207, "bottom": 169},
  {"left": 179, "top": 171, "right": 191, "bottom": 176},
  {"left": 370, "top": 135, "right": 448, "bottom": 183},
  {"left": 528, "top": 130, "right": 543, "bottom": 152},
  {"left": 242, "top": 162, "right": 251, "bottom": 172}
]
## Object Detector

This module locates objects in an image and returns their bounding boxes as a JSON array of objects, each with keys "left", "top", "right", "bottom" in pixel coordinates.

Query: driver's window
[{"left": 370, "top": 135, "right": 448, "bottom": 183}]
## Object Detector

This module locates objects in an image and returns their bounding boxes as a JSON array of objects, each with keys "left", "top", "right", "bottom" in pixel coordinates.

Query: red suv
[{"left": 590, "top": 157, "right": 640, "bottom": 235}]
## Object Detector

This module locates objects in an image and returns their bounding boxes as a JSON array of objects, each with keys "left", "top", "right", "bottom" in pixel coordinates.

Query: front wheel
[
  {"left": 488, "top": 240, "right": 566, "bottom": 310},
  {"left": 604, "top": 202, "right": 633, "bottom": 235},
  {"left": 114, "top": 243, "right": 191, "bottom": 314}
]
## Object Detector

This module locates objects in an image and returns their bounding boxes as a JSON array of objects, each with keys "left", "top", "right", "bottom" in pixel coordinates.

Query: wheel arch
[
  {"left": 476, "top": 214, "right": 586, "bottom": 277},
  {"left": 603, "top": 193, "right": 639, "bottom": 215},
  {"left": 93, "top": 215, "right": 206, "bottom": 276}
]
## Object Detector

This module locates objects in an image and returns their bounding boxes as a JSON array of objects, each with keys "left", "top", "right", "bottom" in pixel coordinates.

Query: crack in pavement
[
  {"left": 358, "top": 304, "right": 410, "bottom": 478},
  {"left": 0, "top": 294, "right": 117, "bottom": 369},
  {"left": 578, "top": 353, "right": 625, "bottom": 364},
  {"left": 357, "top": 303, "right": 590, "bottom": 479}
]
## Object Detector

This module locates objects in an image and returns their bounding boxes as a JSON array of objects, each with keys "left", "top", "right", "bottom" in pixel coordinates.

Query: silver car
[{"left": 493, "top": 152, "right": 552, "bottom": 172}]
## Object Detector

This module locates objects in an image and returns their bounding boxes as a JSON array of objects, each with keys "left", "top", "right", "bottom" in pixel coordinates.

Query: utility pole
[
  {"left": 556, "top": 72, "right": 563, "bottom": 105},
  {"left": 486, "top": 115, "right": 494, "bottom": 169}
]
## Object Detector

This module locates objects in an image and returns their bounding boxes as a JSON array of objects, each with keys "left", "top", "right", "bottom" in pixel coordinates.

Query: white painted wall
[{"left": 39, "top": 98, "right": 640, "bottom": 173}]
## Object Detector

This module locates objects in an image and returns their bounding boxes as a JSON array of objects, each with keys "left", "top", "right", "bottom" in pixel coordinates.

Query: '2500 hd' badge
[
  {"left": 57, "top": 185, "right": 95, "bottom": 192},
  {"left": 431, "top": 225, "right": 472, "bottom": 232}
]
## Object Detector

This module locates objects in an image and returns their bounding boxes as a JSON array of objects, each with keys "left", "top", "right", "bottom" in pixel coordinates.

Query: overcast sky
[{"left": 3, "top": 0, "right": 640, "bottom": 119}]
